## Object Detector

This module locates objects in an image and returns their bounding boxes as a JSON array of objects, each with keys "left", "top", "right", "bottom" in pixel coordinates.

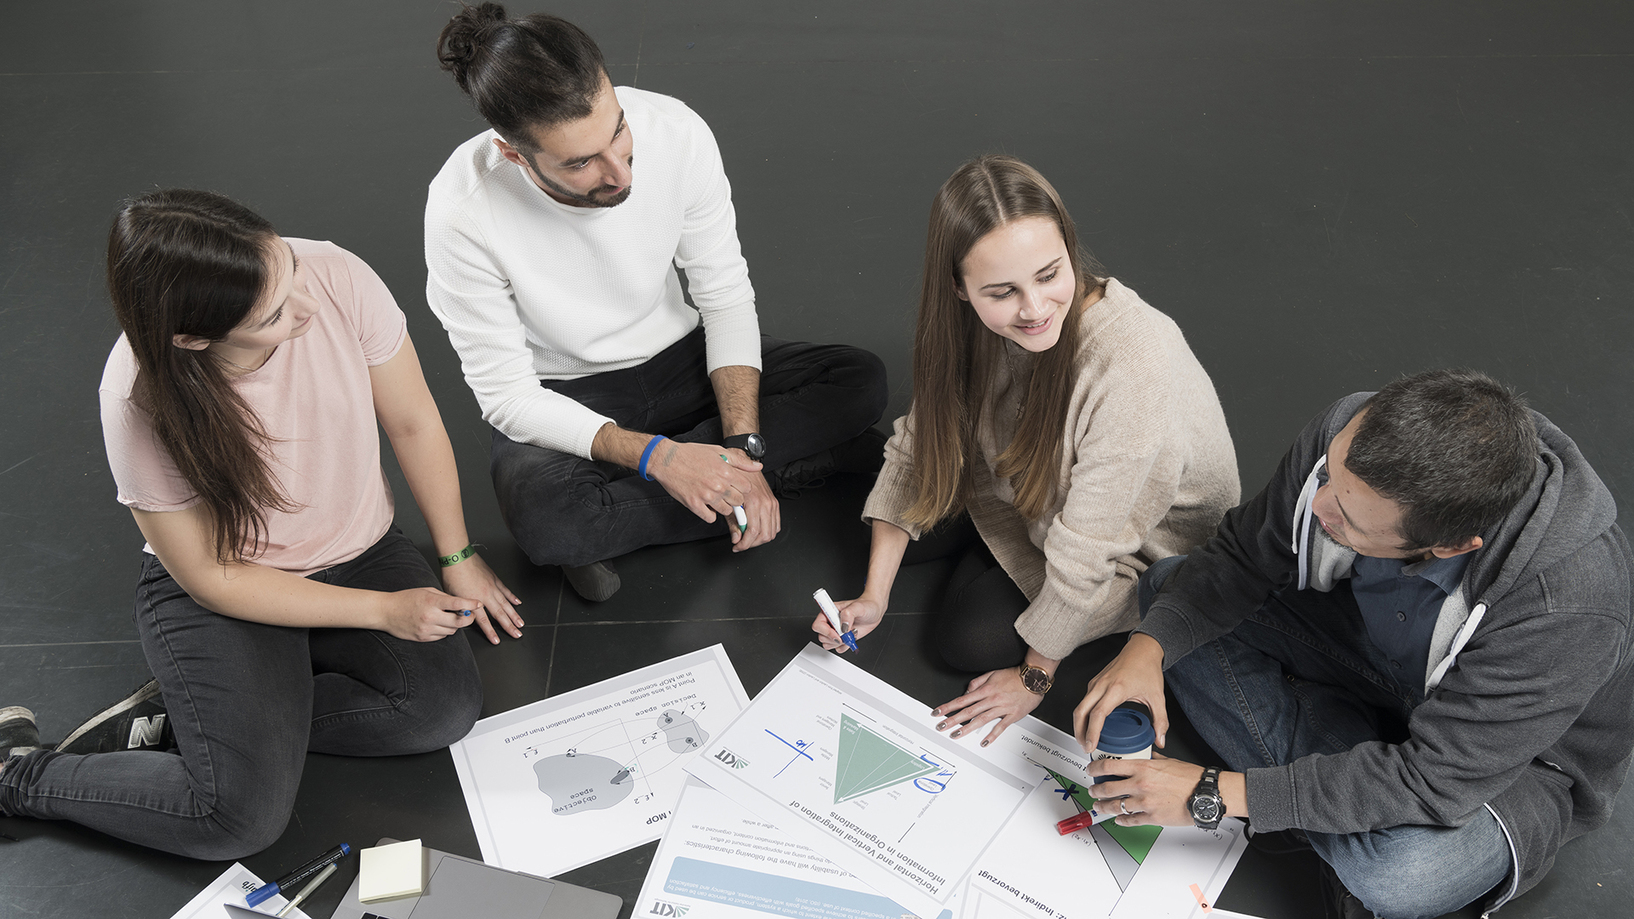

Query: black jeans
[
  {"left": 908, "top": 515, "right": 1031, "bottom": 672},
  {"left": 0, "top": 527, "right": 483, "bottom": 860},
  {"left": 491, "top": 328, "right": 888, "bottom": 566}
]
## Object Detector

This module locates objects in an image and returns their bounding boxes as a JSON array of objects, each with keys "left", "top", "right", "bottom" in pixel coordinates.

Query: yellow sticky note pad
[{"left": 359, "top": 838, "right": 424, "bottom": 902}]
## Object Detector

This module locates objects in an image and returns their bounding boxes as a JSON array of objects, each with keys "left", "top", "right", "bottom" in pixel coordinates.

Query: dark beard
[{"left": 526, "top": 153, "right": 633, "bottom": 208}]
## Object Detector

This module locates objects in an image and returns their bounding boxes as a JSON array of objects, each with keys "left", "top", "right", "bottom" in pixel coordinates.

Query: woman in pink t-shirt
[{"left": 0, "top": 189, "right": 520, "bottom": 859}]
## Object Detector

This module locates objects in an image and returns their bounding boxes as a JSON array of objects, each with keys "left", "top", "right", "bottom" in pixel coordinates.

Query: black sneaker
[
  {"left": 55, "top": 680, "right": 173, "bottom": 755},
  {"left": 562, "top": 559, "right": 621, "bottom": 602},
  {"left": 1319, "top": 859, "right": 1376, "bottom": 919},
  {"left": 0, "top": 706, "right": 40, "bottom": 758}
]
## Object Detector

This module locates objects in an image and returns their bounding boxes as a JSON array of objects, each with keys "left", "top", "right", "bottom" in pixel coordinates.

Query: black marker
[{"left": 246, "top": 842, "right": 350, "bottom": 907}]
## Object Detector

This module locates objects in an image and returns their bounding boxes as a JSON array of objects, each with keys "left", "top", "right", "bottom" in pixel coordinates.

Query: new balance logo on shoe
[
  {"left": 128, "top": 714, "right": 167, "bottom": 749},
  {"left": 56, "top": 680, "right": 172, "bottom": 756}
]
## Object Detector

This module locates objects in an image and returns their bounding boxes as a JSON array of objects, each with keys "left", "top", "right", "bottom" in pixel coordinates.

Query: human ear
[
  {"left": 171, "top": 334, "right": 213, "bottom": 351},
  {"left": 493, "top": 138, "right": 530, "bottom": 169},
  {"left": 954, "top": 277, "right": 970, "bottom": 302},
  {"left": 1429, "top": 535, "right": 1483, "bottom": 559}
]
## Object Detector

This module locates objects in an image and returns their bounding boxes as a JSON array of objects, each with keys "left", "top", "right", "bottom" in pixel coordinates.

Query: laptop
[{"left": 328, "top": 839, "right": 622, "bottom": 919}]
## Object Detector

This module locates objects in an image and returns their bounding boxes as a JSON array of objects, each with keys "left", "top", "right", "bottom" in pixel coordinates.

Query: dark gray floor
[{"left": 3, "top": 2, "right": 1632, "bottom": 917}]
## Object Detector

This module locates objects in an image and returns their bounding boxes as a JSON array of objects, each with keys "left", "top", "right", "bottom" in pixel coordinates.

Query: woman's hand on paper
[{"left": 932, "top": 667, "right": 1042, "bottom": 747}]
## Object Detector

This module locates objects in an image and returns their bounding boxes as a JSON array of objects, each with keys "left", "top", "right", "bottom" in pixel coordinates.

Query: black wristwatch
[
  {"left": 1187, "top": 766, "right": 1226, "bottom": 829},
  {"left": 722, "top": 432, "right": 767, "bottom": 462},
  {"left": 1018, "top": 665, "right": 1054, "bottom": 695}
]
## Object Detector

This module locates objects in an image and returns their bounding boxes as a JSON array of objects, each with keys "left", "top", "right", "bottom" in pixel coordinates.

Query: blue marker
[
  {"left": 246, "top": 842, "right": 350, "bottom": 907},
  {"left": 813, "top": 589, "right": 859, "bottom": 652}
]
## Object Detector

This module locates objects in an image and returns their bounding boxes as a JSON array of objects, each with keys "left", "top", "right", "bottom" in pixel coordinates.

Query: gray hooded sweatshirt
[{"left": 1140, "top": 392, "right": 1634, "bottom": 909}]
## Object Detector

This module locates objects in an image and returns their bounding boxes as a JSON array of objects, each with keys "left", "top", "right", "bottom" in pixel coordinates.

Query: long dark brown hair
[
  {"left": 904, "top": 155, "right": 1103, "bottom": 530},
  {"left": 106, "top": 189, "right": 295, "bottom": 563}
]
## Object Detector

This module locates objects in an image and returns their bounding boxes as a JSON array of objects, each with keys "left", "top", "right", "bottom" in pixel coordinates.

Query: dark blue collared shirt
[{"left": 1350, "top": 552, "right": 1471, "bottom": 694}]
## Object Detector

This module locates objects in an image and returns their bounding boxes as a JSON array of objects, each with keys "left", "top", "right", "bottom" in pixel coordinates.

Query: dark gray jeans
[
  {"left": 491, "top": 327, "right": 888, "bottom": 567},
  {"left": 0, "top": 526, "right": 482, "bottom": 859}
]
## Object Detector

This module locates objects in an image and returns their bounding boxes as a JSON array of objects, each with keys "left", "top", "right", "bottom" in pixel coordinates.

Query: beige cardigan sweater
[{"left": 863, "top": 279, "right": 1240, "bottom": 660}]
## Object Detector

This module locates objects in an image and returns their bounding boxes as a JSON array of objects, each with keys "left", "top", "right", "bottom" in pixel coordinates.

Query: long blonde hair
[{"left": 903, "top": 155, "right": 1103, "bottom": 529}]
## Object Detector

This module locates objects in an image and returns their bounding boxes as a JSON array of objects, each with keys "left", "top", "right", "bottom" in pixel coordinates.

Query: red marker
[{"left": 1055, "top": 801, "right": 1122, "bottom": 834}]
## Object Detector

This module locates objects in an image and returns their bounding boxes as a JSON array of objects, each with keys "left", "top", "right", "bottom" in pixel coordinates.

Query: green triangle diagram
[
  {"left": 834, "top": 714, "right": 939, "bottom": 804},
  {"left": 1045, "top": 765, "right": 1161, "bottom": 864},
  {"left": 1103, "top": 821, "right": 1161, "bottom": 863}
]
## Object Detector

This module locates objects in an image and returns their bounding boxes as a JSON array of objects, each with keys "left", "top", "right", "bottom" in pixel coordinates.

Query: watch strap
[{"left": 722, "top": 433, "right": 764, "bottom": 459}]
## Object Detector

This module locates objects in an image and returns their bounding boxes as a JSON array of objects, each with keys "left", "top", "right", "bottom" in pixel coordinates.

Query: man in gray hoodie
[{"left": 1074, "top": 369, "right": 1634, "bottom": 918}]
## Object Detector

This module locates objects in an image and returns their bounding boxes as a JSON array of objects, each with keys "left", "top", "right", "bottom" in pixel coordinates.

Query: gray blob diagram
[{"left": 534, "top": 709, "right": 708, "bottom": 816}]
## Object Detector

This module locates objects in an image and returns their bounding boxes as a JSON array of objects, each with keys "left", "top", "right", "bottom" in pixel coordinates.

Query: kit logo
[
  {"left": 128, "top": 714, "right": 166, "bottom": 749},
  {"left": 714, "top": 748, "right": 749, "bottom": 769},
  {"left": 649, "top": 900, "right": 690, "bottom": 917}
]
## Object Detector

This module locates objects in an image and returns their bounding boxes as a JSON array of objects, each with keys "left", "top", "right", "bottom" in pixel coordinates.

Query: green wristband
[{"left": 439, "top": 544, "right": 477, "bottom": 568}]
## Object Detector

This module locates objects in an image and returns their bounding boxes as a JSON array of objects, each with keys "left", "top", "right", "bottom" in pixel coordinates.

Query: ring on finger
[{"left": 1119, "top": 800, "right": 1130, "bottom": 815}]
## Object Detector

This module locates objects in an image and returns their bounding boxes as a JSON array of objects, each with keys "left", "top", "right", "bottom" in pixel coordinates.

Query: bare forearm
[
  {"left": 389, "top": 424, "right": 473, "bottom": 558},
  {"left": 709, "top": 365, "right": 760, "bottom": 437},
  {"left": 592, "top": 422, "right": 666, "bottom": 469},
  {"left": 860, "top": 519, "right": 912, "bottom": 608},
  {"left": 178, "top": 561, "right": 389, "bottom": 630},
  {"left": 1023, "top": 646, "right": 1062, "bottom": 676}
]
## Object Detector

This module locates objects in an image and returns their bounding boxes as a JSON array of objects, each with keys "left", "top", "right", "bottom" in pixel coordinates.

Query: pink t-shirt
[{"left": 99, "top": 238, "right": 407, "bottom": 576}]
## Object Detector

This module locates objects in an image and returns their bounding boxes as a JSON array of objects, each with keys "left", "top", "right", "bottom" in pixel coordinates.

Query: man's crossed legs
[
  {"left": 1139, "top": 556, "right": 1511, "bottom": 919},
  {"left": 492, "top": 328, "right": 888, "bottom": 594}
]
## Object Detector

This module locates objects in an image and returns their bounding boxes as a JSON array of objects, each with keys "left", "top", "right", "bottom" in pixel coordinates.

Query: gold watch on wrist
[{"left": 1019, "top": 664, "right": 1054, "bottom": 695}]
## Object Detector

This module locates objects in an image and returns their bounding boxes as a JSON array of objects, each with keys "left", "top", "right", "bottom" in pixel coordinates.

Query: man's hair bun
[{"left": 437, "top": 2, "right": 509, "bottom": 91}]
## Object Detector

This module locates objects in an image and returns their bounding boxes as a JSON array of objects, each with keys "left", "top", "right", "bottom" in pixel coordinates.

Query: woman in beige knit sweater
[{"left": 812, "top": 155, "right": 1239, "bottom": 743}]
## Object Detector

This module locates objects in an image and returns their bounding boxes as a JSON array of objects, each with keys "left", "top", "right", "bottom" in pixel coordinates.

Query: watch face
[
  {"left": 1191, "top": 796, "right": 1222, "bottom": 823},
  {"left": 745, "top": 433, "right": 766, "bottom": 459},
  {"left": 1020, "top": 667, "right": 1052, "bottom": 694}
]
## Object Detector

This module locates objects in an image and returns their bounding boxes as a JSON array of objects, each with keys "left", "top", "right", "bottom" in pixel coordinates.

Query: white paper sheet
[
  {"left": 686, "top": 645, "right": 1041, "bottom": 919},
  {"left": 968, "top": 771, "right": 1250, "bottom": 919},
  {"left": 165, "top": 863, "right": 309, "bottom": 919},
  {"left": 638, "top": 777, "right": 960, "bottom": 919},
  {"left": 450, "top": 644, "right": 750, "bottom": 875}
]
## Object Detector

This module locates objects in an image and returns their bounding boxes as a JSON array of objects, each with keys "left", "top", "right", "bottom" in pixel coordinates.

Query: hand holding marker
[{"left": 813, "top": 589, "right": 859, "bottom": 652}]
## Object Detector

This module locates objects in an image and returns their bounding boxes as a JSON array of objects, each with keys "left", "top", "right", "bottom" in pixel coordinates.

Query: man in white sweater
[{"left": 427, "top": 6, "right": 887, "bottom": 600}]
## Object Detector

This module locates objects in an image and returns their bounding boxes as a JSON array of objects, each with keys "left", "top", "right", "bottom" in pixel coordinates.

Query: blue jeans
[
  {"left": 491, "top": 327, "right": 888, "bottom": 566},
  {"left": 1140, "top": 556, "right": 1512, "bottom": 919},
  {"left": 0, "top": 527, "right": 482, "bottom": 859}
]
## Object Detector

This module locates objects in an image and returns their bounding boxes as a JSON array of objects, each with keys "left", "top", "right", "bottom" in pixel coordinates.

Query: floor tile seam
[
  {"left": 0, "top": 640, "right": 141, "bottom": 649},
  {"left": 625, "top": 51, "right": 1634, "bottom": 68},
  {"left": 542, "top": 578, "right": 565, "bottom": 698},
  {"left": 555, "top": 611, "right": 935, "bottom": 627},
  {"left": 0, "top": 65, "right": 450, "bottom": 77},
  {"left": 2, "top": 51, "right": 1632, "bottom": 80}
]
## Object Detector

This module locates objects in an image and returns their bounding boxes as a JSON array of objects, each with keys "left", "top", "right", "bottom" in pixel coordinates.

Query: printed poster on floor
[
  {"left": 685, "top": 645, "right": 1041, "bottom": 919},
  {"left": 638, "top": 777, "right": 960, "bottom": 919},
  {"left": 966, "top": 767, "right": 1250, "bottom": 919},
  {"left": 450, "top": 644, "right": 750, "bottom": 876}
]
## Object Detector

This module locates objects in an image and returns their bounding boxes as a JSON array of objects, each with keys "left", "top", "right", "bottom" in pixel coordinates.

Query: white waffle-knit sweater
[{"left": 425, "top": 87, "right": 761, "bottom": 459}]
